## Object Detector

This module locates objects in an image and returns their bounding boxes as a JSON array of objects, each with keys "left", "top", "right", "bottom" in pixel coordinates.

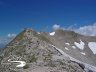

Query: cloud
[
  {"left": 8, "top": 33, "right": 16, "bottom": 38},
  {"left": 0, "top": 33, "right": 16, "bottom": 48},
  {"left": 53, "top": 24, "right": 60, "bottom": 30},
  {"left": 52, "top": 23, "right": 96, "bottom": 36},
  {"left": 75, "top": 23, "right": 96, "bottom": 36}
]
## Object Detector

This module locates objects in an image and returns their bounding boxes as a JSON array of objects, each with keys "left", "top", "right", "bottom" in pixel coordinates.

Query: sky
[{"left": 0, "top": 0, "right": 96, "bottom": 47}]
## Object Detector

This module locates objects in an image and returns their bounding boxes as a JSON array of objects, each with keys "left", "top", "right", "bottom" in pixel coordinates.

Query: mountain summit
[{"left": 0, "top": 28, "right": 96, "bottom": 72}]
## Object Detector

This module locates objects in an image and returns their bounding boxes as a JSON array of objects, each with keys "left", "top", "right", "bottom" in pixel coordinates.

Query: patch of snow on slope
[
  {"left": 51, "top": 45, "right": 70, "bottom": 57},
  {"left": 74, "top": 40, "right": 85, "bottom": 50},
  {"left": 88, "top": 42, "right": 96, "bottom": 54},
  {"left": 37, "top": 32, "right": 40, "bottom": 34},
  {"left": 72, "top": 46, "right": 76, "bottom": 49},
  {"left": 65, "top": 47, "right": 69, "bottom": 50},
  {"left": 49, "top": 32, "right": 55, "bottom": 36},
  {"left": 65, "top": 43, "right": 70, "bottom": 45},
  {"left": 8, "top": 59, "right": 26, "bottom": 67},
  {"left": 50, "top": 44, "right": 96, "bottom": 72},
  {"left": 80, "top": 52, "right": 86, "bottom": 55}
]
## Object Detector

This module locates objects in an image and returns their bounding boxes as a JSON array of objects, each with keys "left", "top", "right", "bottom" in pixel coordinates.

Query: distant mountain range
[{"left": 0, "top": 28, "right": 96, "bottom": 72}]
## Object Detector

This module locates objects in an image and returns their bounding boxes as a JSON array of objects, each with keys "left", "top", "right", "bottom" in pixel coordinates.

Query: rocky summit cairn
[{"left": 0, "top": 29, "right": 87, "bottom": 72}]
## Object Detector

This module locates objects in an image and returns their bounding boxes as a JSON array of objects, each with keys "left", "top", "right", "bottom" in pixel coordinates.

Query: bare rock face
[{"left": 0, "top": 29, "right": 85, "bottom": 72}]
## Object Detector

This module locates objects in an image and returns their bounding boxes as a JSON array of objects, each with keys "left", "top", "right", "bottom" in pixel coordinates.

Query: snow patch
[
  {"left": 50, "top": 44, "right": 96, "bottom": 72},
  {"left": 88, "top": 42, "right": 96, "bottom": 54},
  {"left": 65, "top": 43, "right": 70, "bottom": 45},
  {"left": 65, "top": 47, "right": 69, "bottom": 50},
  {"left": 74, "top": 40, "right": 85, "bottom": 50},
  {"left": 80, "top": 52, "right": 86, "bottom": 55},
  {"left": 37, "top": 32, "right": 40, "bottom": 34},
  {"left": 72, "top": 46, "right": 76, "bottom": 49},
  {"left": 49, "top": 32, "right": 55, "bottom": 36},
  {"left": 8, "top": 59, "right": 26, "bottom": 68}
]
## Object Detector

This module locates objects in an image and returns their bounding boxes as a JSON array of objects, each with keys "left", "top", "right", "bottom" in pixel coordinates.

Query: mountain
[
  {"left": 48, "top": 29, "right": 96, "bottom": 65},
  {"left": 0, "top": 28, "right": 96, "bottom": 72}
]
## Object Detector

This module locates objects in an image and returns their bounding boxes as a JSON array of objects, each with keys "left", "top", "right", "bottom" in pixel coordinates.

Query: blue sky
[{"left": 0, "top": 0, "right": 96, "bottom": 36}]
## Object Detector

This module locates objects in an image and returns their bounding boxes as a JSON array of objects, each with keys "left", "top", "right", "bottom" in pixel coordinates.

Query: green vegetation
[
  {"left": 15, "top": 45, "right": 26, "bottom": 55},
  {"left": 71, "top": 32, "right": 78, "bottom": 38},
  {"left": 43, "top": 54, "right": 52, "bottom": 62},
  {"left": 14, "top": 30, "right": 25, "bottom": 41},
  {"left": 29, "top": 54, "right": 38, "bottom": 63},
  {"left": 23, "top": 64, "right": 29, "bottom": 69},
  {"left": 33, "top": 32, "right": 52, "bottom": 43},
  {"left": 0, "top": 56, "right": 3, "bottom": 58},
  {"left": 59, "top": 61, "right": 65, "bottom": 65},
  {"left": 46, "top": 61, "right": 56, "bottom": 67},
  {"left": 10, "top": 70, "right": 17, "bottom": 72},
  {"left": 28, "top": 40, "right": 33, "bottom": 44},
  {"left": 0, "top": 56, "right": 3, "bottom": 62},
  {"left": 57, "top": 29, "right": 78, "bottom": 38},
  {"left": 37, "top": 34, "right": 50, "bottom": 42},
  {"left": 4, "top": 47, "right": 14, "bottom": 57}
]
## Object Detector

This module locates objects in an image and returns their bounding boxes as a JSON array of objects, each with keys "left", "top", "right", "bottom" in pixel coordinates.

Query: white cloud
[
  {"left": 53, "top": 24, "right": 60, "bottom": 30},
  {"left": 8, "top": 33, "right": 16, "bottom": 38},
  {"left": 75, "top": 23, "right": 96, "bottom": 36},
  {"left": 0, "top": 33, "right": 16, "bottom": 48},
  {"left": 52, "top": 23, "right": 96, "bottom": 36}
]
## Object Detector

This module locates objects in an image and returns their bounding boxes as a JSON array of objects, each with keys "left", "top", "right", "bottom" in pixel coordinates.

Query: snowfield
[
  {"left": 37, "top": 32, "right": 40, "bottom": 34},
  {"left": 88, "top": 42, "right": 96, "bottom": 54},
  {"left": 65, "top": 47, "right": 69, "bottom": 50},
  {"left": 65, "top": 43, "right": 70, "bottom": 45},
  {"left": 72, "top": 46, "right": 76, "bottom": 49},
  {"left": 49, "top": 32, "right": 55, "bottom": 36},
  {"left": 80, "top": 52, "right": 86, "bottom": 55},
  {"left": 74, "top": 40, "right": 85, "bottom": 50}
]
